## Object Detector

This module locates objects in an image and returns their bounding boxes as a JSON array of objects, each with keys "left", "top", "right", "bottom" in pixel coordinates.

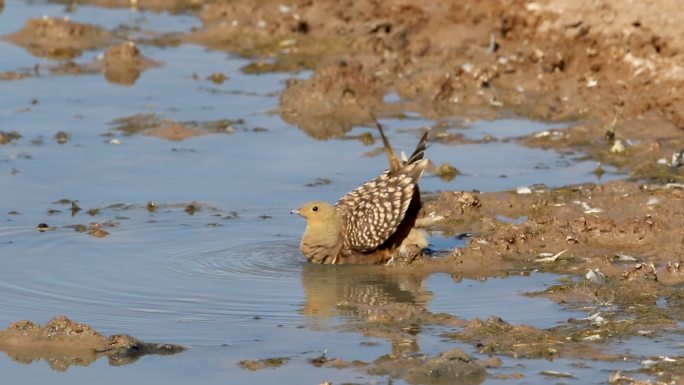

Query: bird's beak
[{"left": 290, "top": 209, "right": 301, "bottom": 216}]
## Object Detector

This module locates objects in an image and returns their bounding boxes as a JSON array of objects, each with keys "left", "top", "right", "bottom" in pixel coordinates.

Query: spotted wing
[{"left": 335, "top": 162, "right": 424, "bottom": 252}]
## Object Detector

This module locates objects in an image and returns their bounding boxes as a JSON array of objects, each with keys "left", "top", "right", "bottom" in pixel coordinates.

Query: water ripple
[{"left": 165, "top": 239, "right": 305, "bottom": 282}]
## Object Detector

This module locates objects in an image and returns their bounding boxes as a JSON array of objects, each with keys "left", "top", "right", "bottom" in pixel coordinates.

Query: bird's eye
[{"left": 312, "top": 206, "right": 318, "bottom": 212}]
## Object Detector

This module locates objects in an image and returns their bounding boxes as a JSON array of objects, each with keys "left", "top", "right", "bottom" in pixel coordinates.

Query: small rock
[
  {"left": 88, "top": 223, "right": 109, "bottom": 238},
  {"left": 516, "top": 186, "right": 532, "bottom": 194},
  {"left": 585, "top": 268, "right": 605, "bottom": 284},
  {"left": 671, "top": 149, "right": 684, "bottom": 168},
  {"left": 613, "top": 253, "right": 638, "bottom": 262},
  {"left": 147, "top": 201, "right": 157, "bottom": 212},
  {"left": 70, "top": 201, "right": 81, "bottom": 215},
  {"left": 358, "top": 131, "right": 374, "bottom": 145},
  {"left": 586, "top": 312, "right": 606, "bottom": 326},
  {"left": 207, "top": 72, "right": 227, "bottom": 84},
  {"left": 435, "top": 162, "right": 460, "bottom": 181},
  {"left": 610, "top": 139, "right": 625, "bottom": 154},
  {"left": 593, "top": 162, "right": 604, "bottom": 177},
  {"left": 55, "top": 131, "right": 69, "bottom": 144},
  {"left": 541, "top": 370, "right": 575, "bottom": 378}
]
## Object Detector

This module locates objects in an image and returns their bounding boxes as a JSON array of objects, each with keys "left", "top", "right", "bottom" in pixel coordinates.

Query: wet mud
[
  {"left": 109, "top": 113, "right": 241, "bottom": 141},
  {"left": 421, "top": 181, "right": 684, "bottom": 283},
  {"left": 2, "top": 0, "right": 684, "bottom": 384},
  {"left": 184, "top": 0, "right": 684, "bottom": 133},
  {"left": 239, "top": 356, "right": 290, "bottom": 371},
  {"left": 4, "top": 17, "right": 116, "bottom": 59},
  {"left": 315, "top": 348, "right": 486, "bottom": 385},
  {"left": 0, "top": 316, "right": 184, "bottom": 371}
]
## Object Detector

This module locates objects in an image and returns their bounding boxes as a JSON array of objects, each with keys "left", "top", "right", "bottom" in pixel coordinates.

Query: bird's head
[{"left": 291, "top": 201, "right": 337, "bottom": 223}]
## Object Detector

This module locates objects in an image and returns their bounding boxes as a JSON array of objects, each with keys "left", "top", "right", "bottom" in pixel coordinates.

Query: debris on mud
[{"left": 0, "top": 316, "right": 184, "bottom": 371}]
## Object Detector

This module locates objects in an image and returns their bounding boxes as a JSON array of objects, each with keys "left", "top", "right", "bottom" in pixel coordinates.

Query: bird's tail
[
  {"left": 406, "top": 130, "right": 429, "bottom": 165},
  {"left": 372, "top": 115, "right": 403, "bottom": 173},
  {"left": 371, "top": 115, "right": 429, "bottom": 171}
]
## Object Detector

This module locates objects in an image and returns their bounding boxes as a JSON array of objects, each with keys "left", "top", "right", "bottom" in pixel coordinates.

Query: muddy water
[{"left": 0, "top": 1, "right": 634, "bottom": 384}]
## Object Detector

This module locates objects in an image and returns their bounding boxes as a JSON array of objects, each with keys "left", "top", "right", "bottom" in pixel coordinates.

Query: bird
[{"left": 291, "top": 119, "right": 429, "bottom": 265}]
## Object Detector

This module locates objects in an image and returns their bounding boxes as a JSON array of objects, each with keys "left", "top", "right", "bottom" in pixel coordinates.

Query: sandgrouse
[{"left": 292, "top": 121, "right": 429, "bottom": 265}]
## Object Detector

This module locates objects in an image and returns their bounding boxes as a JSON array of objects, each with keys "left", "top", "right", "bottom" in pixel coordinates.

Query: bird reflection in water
[{"left": 300, "top": 263, "right": 433, "bottom": 357}]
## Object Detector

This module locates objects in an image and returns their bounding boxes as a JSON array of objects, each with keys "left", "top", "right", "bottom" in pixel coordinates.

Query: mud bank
[
  {"left": 186, "top": 0, "right": 684, "bottom": 198},
  {"left": 184, "top": 0, "right": 684, "bottom": 153},
  {"left": 420, "top": 180, "right": 684, "bottom": 283},
  {"left": 0, "top": 316, "right": 184, "bottom": 371}
]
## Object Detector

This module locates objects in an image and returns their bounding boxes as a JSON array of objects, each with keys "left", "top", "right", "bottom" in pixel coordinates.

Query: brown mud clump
[
  {"left": 239, "top": 356, "right": 290, "bottom": 371},
  {"left": 314, "top": 348, "right": 486, "bottom": 385},
  {"left": 280, "top": 61, "right": 384, "bottom": 140},
  {"left": 109, "top": 113, "right": 241, "bottom": 141},
  {"left": 4, "top": 17, "right": 116, "bottom": 59},
  {"left": 369, "top": 348, "right": 485, "bottom": 385},
  {"left": 0, "top": 130, "right": 21, "bottom": 145},
  {"left": 101, "top": 42, "right": 160, "bottom": 85},
  {"left": 44, "top": 42, "right": 160, "bottom": 86},
  {"left": 403, "top": 349, "right": 485, "bottom": 385},
  {"left": 0, "top": 316, "right": 184, "bottom": 371}
]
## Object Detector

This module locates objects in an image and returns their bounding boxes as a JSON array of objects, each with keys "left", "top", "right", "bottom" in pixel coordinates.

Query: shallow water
[{"left": 0, "top": 1, "right": 657, "bottom": 384}]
